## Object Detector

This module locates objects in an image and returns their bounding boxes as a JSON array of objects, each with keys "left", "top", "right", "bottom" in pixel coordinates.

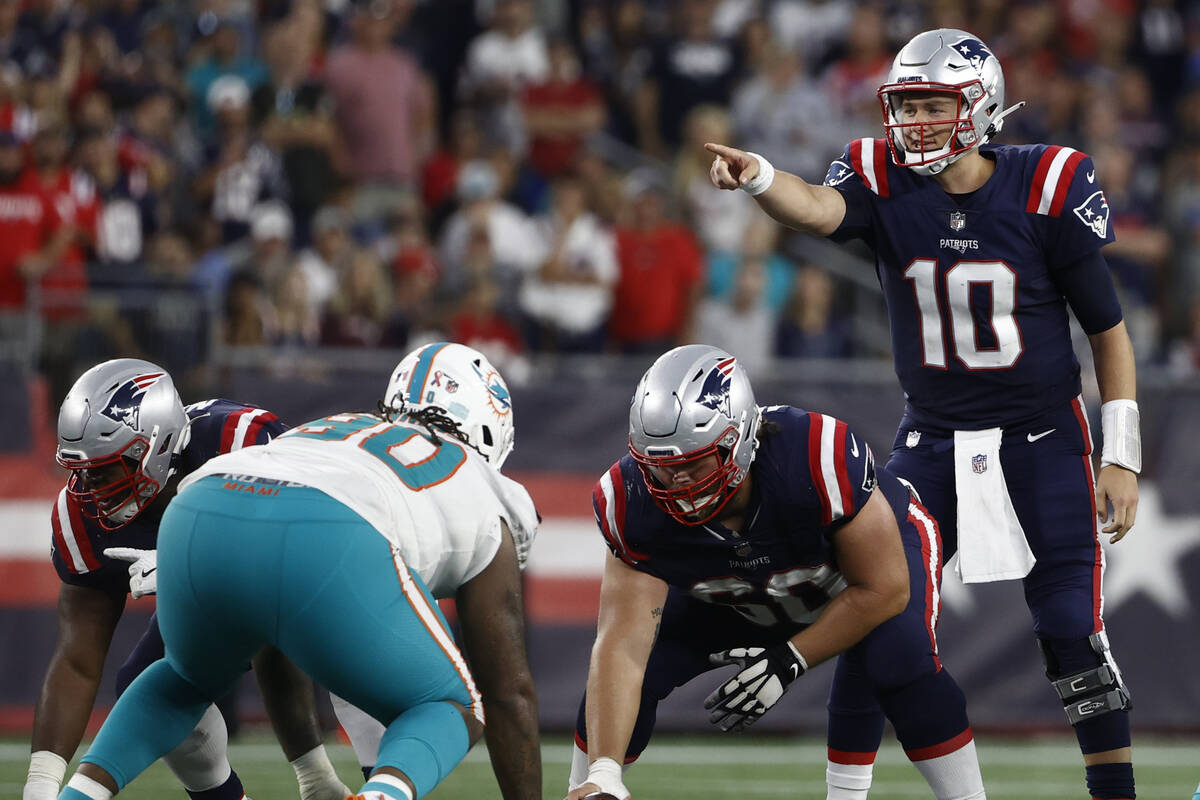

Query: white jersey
[{"left": 180, "top": 412, "right": 538, "bottom": 598}]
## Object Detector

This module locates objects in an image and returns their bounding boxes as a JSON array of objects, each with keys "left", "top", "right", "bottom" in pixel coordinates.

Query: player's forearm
[
  {"left": 483, "top": 685, "right": 541, "bottom": 800},
  {"left": 584, "top": 645, "right": 647, "bottom": 763},
  {"left": 29, "top": 655, "right": 105, "bottom": 758},
  {"left": 1088, "top": 320, "right": 1137, "bottom": 403},
  {"left": 787, "top": 584, "right": 909, "bottom": 669},
  {"left": 753, "top": 171, "right": 845, "bottom": 236}
]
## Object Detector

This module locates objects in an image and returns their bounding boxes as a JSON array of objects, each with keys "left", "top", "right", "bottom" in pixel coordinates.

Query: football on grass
[{"left": 582, "top": 794, "right": 620, "bottom": 800}]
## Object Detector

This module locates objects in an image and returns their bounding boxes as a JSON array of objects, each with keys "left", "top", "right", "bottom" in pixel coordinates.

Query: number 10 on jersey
[{"left": 904, "top": 258, "right": 1022, "bottom": 370}]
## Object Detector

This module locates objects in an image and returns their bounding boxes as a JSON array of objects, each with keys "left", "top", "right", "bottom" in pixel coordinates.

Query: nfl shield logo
[
  {"left": 950, "top": 211, "right": 966, "bottom": 232},
  {"left": 971, "top": 453, "right": 987, "bottom": 474}
]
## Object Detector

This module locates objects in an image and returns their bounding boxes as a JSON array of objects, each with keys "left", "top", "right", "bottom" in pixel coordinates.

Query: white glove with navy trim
[
  {"left": 704, "top": 642, "right": 807, "bottom": 732},
  {"left": 103, "top": 547, "right": 157, "bottom": 598}
]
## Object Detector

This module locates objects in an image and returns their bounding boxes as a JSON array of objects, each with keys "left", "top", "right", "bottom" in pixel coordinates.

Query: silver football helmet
[
  {"left": 56, "top": 359, "right": 189, "bottom": 529},
  {"left": 385, "top": 342, "right": 515, "bottom": 469},
  {"left": 878, "top": 28, "right": 1024, "bottom": 176},
  {"left": 629, "top": 345, "right": 761, "bottom": 524}
]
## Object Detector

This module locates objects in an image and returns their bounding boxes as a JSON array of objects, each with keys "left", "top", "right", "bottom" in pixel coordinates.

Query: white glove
[
  {"left": 704, "top": 643, "right": 807, "bottom": 732},
  {"left": 103, "top": 547, "right": 158, "bottom": 598}
]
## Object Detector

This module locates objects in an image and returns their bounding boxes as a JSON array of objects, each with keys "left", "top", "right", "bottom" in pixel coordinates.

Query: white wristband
[
  {"left": 585, "top": 756, "right": 630, "bottom": 799},
  {"left": 24, "top": 751, "right": 67, "bottom": 800},
  {"left": 741, "top": 152, "right": 776, "bottom": 196},
  {"left": 1100, "top": 399, "right": 1141, "bottom": 473}
]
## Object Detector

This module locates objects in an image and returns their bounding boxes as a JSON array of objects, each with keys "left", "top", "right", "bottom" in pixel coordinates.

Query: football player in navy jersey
[
  {"left": 24, "top": 359, "right": 350, "bottom": 800},
  {"left": 566, "top": 345, "right": 984, "bottom": 800},
  {"left": 707, "top": 28, "right": 1138, "bottom": 800}
]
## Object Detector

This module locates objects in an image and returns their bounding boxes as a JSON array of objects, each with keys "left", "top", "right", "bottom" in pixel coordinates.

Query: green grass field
[{"left": 3, "top": 733, "right": 1197, "bottom": 799}]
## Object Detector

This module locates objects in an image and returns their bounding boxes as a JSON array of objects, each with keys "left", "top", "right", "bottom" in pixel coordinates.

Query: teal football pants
[{"left": 75, "top": 477, "right": 480, "bottom": 799}]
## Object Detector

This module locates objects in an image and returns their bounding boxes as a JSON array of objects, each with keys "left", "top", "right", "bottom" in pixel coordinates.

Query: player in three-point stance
[
  {"left": 54, "top": 343, "right": 542, "bottom": 800},
  {"left": 709, "top": 27, "right": 1139, "bottom": 800},
  {"left": 26, "top": 359, "right": 348, "bottom": 800},
  {"left": 567, "top": 345, "right": 985, "bottom": 800}
]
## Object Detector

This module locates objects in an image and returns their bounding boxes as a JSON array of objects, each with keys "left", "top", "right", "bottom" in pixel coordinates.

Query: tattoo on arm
[{"left": 651, "top": 605, "right": 663, "bottom": 639}]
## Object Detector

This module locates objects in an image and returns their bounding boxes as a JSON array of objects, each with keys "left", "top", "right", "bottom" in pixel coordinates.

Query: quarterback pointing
[{"left": 709, "top": 28, "right": 1139, "bottom": 800}]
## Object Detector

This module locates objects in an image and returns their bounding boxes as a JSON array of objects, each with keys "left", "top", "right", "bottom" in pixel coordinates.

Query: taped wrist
[
  {"left": 1100, "top": 399, "right": 1141, "bottom": 473},
  {"left": 24, "top": 751, "right": 67, "bottom": 800},
  {"left": 586, "top": 756, "right": 629, "bottom": 799},
  {"left": 741, "top": 152, "right": 776, "bottom": 196}
]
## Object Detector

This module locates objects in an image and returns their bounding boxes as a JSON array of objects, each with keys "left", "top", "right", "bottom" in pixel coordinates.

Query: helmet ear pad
[{"left": 628, "top": 345, "right": 761, "bottom": 525}]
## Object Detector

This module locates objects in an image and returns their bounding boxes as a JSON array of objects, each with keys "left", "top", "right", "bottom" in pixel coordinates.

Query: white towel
[{"left": 953, "top": 427, "right": 1036, "bottom": 583}]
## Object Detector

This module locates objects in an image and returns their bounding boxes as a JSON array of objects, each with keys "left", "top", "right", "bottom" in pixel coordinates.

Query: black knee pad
[{"left": 1037, "top": 631, "right": 1131, "bottom": 726}]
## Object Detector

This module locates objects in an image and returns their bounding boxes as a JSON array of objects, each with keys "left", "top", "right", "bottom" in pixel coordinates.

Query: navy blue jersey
[
  {"left": 50, "top": 399, "right": 283, "bottom": 592},
  {"left": 825, "top": 139, "right": 1122, "bottom": 429},
  {"left": 592, "top": 406, "right": 913, "bottom": 631}
]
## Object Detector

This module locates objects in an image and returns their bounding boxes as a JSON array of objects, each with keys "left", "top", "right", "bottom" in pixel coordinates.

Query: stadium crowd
[{"left": 1, "top": 0, "right": 1198, "bottom": 407}]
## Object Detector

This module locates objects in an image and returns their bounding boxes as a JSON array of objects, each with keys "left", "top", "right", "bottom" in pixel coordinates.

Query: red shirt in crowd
[
  {"left": 610, "top": 223, "right": 702, "bottom": 345},
  {"left": 0, "top": 170, "right": 61, "bottom": 309},
  {"left": 32, "top": 168, "right": 99, "bottom": 318},
  {"left": 522, "top": 77, "right": 604, "bottom": 177}
]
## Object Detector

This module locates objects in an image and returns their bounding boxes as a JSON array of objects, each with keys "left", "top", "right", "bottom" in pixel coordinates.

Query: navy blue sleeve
[
  {"left": 1053, "top": 249, "right": 1124, "bottom": 335},
  {"left": 1044, "top": 153, "right": 1115, "bottom": 266},
  {"left": 823, "top": 144, "right": 875, "bottom": 245}
]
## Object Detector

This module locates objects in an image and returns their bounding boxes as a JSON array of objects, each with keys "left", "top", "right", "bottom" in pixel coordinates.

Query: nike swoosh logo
[
  {"left": 1087, "top": 170, "right": 1095, "bottom": 183},
  {"left": 849, "top": 434, "right": 859, "bottom": 458},
  {"left": 789, "top": 663, "right": 799, "bottom": 681},
  {"left": 1027, "top": 429, "right": 1056, "bottom": 443},
  {"left": 141, "top": 567, "right": 156, "bottom": 578}
]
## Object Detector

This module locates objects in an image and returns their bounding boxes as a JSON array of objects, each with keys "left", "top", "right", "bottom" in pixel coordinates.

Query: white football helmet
[
  {"left": 877, "top": 28, "right": 1024, "bottom": 175},
  {"left": 629, "top": 345, "right": 761, "bottom": 524},
  {"left": 385, "top": 342, "right": 515, "bottom": 469},
  {"left": 56, "top": 359, "right": 189, "bottom": 529}
]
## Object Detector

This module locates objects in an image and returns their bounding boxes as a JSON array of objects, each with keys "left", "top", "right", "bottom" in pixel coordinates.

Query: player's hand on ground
[
  {"left": 103, "top": 547, "right": 158, "bottom": 598},
  {"left": 1095, "top": 465, "right": 1138, "bottom": 543},
  {"left": 704, "top": 643, "right": 806, "bottom": 732},
  {"left": 705, "top": 142, "right": 758, "bottom": 191}
]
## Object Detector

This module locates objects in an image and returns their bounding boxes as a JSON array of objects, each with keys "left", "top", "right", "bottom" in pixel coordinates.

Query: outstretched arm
[
  {"left": 456, "top": 521, "right": 541, "bottom": 800},
  {"left": 1088, "top": 320, "right": 1139, "bottom": 542},
  {"left": 705, "top": 142, "right": 848, "bottom": 236}
]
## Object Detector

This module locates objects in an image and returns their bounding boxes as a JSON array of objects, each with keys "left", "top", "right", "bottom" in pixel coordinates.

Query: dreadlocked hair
[{"left": 381, "top": 398, "right": 472, "bottom": 449}]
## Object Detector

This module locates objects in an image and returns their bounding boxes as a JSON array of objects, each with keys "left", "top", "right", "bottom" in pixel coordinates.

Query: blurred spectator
[
  {"left": 294, "top": 205, "right": 353, "bottom": 314},
  {"left": 221, "top": 268, "right": 274, "bottom": 346},
  {"left": 767, "top": 0, "right": 854, "bottom": 74},
  {"left": 449, "top": 274, "right": 524, "bottom": 360},
  {"left": 94, "top": 0, "right": 154, "bottom": 56},
  {"left": 421, "top": 108, "right": 486, "bottom": 227},
  {"left": 28, "top": 117, "right": 94, "bottom": 306},
  {"left": 775, "top": 264, "right": 851, "bottom": 358},
  {"left": 185, "top": 16, "right": 268, "bottom": 142},
  {"left": 194, "top": 74, "right": 287, "bottom": 243},
  {"left": 273, "top": 263, "right": 320, "bottom": 347},
  {"left": 731, "top": 37, "right": 838, "bottom": 182},
  {"left": 437, "top": 158, "right": 540, "bottom": 304},
  {"left": 635, "top": 0, "right": 741, "bottom": 157},
  {"left": 118, "top": 89, "right": 179, "bottom": 211},
  {"left": 521, "top": 37, "right": 605, "bottom": 178},
  {"left": 609, "top": 169, "right": 703, "bottom": 353},
  {"left": 0, "top": 129, "right": 69, "bottom": 311},
  {"left": 236, "top": 200, "right": 295, "bottom": 291},
  {"left": 11, "top": 0, "right": 82, "bottom": 97},
  {"left": 706, "top": 216, "right": 793, "bottom": 312},
  {"left": 518, "top": 173, "right": 617, "bottom": 352},
  {"left": 324, "top": 0, "right": 434, "bottom": 222},
  {"left": 76, "top": 126, "right": 159, "bottom": 272},
  {"left": 697, "top": 253, "right": 772, "bottom": 378},
  {"left": 819, "top": 4, "right": 892, "bottom": 143},
  {"left": 576, "top": 0, "right": 652, "bottom": 147},
  {"left": 673, "top": 104, "right": 754, "bottom": 256},
  {"left": 253, "top": 6, "right": 339, "bottom": 236},
  {"left": 459, "top": 0, "right": 549, "bottom": 154},
  {"left": 320, "top": 248, "right": 392, "bottom": 346},
  {"left": 383, "top": 218, "right": 441, "bottom": 348}
]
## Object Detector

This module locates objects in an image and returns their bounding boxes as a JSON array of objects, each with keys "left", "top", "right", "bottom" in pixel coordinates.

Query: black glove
[{"left": 703, "top": 642, "right": 806, "bottom": 732}]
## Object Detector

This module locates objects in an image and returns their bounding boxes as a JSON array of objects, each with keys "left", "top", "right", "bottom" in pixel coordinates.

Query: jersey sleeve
[
  {"left": 1026, "top": 147, "right": 1115, "bottom": 265},
  {"left": 49, "top": 489, "right": 125, "bottom": 591},
  {"left": 800, "top": 412, "right": 878, "bottom": 529},
  {"left": 823, "top": 139, "right": 888, "bottom": 245},
  {"left": 592, "top": 461, "right": 650, "bottom": 568},
  {"left": 1052, "top": 249, "right": 1123, "bottom": 335},
  {"left": 215, "top": 406, "right": 284, "bottom": 452}
]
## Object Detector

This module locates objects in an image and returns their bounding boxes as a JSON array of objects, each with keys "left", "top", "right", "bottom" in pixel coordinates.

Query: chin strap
[{"left": 983, "top": 101, "right": 1027, "bottom": 142}]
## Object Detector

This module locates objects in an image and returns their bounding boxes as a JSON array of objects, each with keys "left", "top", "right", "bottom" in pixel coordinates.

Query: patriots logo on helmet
[
  {"left": 698, "top": 358, "right": 736, "bottom": 418},
  {"left": 99, "top": 373, "right": 164, "bottom": 430},
  {"left": 1073, "top": 190, "right": 1110, "bottom": 239},
  {"left": 952, "top": 37, "right": 993, "bottom": 73}
]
